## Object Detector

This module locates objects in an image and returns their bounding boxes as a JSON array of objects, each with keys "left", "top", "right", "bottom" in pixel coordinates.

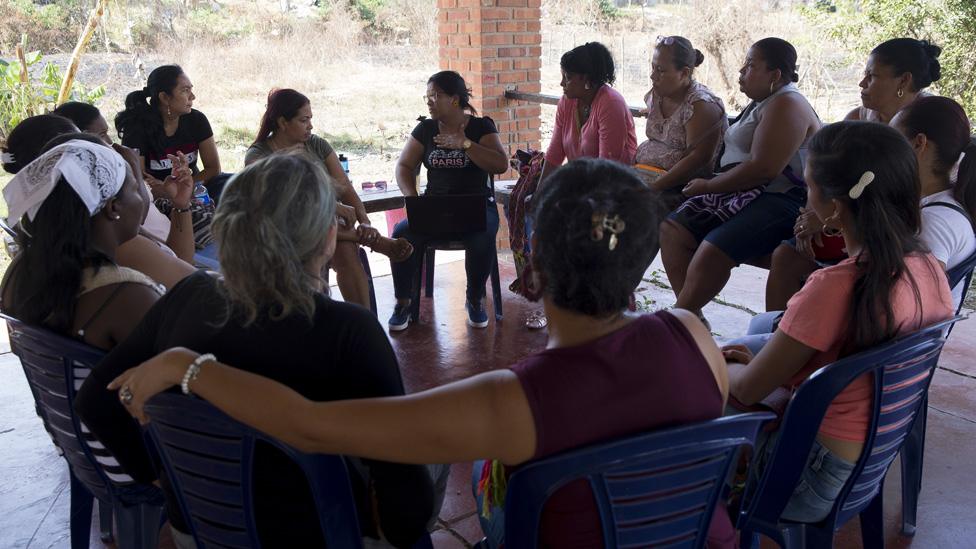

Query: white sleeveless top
[{"left": 720, "top": 83, "right": 818, "bottom": 193}]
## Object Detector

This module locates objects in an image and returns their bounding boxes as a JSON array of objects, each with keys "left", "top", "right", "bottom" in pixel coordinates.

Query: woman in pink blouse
[{"left": 540, "top": 42, "right": 638, "bottom": 182}]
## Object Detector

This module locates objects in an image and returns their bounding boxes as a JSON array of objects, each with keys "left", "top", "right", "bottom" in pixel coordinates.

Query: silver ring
[{"left": 120, "top": 386, "right": 133, "bottom": 405}]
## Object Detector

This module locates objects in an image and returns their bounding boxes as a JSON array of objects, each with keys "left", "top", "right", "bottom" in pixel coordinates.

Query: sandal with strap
[{"left": 525, "top": 310, "right": 548, "bottom": 330}]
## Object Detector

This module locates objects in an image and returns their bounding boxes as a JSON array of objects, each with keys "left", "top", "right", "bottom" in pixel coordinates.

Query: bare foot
[{"left": 371, "top": 236, "right": 413, "bottom": 262}]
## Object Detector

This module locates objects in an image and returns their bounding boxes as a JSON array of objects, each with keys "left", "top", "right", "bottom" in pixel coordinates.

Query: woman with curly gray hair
[{"left": 76, "top": 153, "right": 443, "bottom": 548}]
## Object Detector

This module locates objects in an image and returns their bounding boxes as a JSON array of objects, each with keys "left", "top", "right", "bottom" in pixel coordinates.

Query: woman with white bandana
[{"left": 1, "top": 135, "right": 164, "bottom": 350}]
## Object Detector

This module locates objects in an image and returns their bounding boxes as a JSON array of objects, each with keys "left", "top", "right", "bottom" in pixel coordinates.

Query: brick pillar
[{"left": 438, "top": 0, "right": 542, "bottom": 250}]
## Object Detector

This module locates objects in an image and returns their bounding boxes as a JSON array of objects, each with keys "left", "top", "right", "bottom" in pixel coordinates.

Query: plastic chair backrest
[
  {"left": 2, "top": 313, "right": 120, "bottom": 502},
  {"left": 143, "top": 392, "right": 364, "bottom": 548},
  {"left": 504, "top": 412, "right": 774, "bottom": 549},
  {"left": 946, "top": 248, "right": 976, "bottom": 315},
  {"left": 738, "top": 316, "right": 960, "bottom": 535}
]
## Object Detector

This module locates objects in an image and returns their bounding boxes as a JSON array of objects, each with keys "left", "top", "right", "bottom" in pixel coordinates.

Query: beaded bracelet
[{"left": 182, "top": 353, "right": 216, "bottom": 396}]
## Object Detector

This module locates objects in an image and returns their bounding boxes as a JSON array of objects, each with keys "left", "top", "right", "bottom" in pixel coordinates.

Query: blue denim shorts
[
  {"left": 781, "top": 439, "right": 857, "bottom": 522},
  {"left": 746, "top": 432, "right": 857, "bottom": 524}
]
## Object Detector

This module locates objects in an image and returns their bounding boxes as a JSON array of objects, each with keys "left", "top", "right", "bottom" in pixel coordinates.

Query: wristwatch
[{"left": 462, "top": 139, "right": 472, "bottom": 150}]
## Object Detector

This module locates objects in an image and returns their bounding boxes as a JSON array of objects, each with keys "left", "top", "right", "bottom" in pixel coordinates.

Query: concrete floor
[{"left": 1, "top": 252, "right": 974, "bottom": 548}]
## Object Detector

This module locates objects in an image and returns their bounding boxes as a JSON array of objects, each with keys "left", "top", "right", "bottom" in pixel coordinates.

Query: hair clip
[
  {"left": 0, "top": 151, "right": 14, "bottom": 165},
  {"left": 849, "top": 170, "right": 875, "bottom": 199},
  {"left": 590, "top": 213, "right": 626, "bottom": 251}
]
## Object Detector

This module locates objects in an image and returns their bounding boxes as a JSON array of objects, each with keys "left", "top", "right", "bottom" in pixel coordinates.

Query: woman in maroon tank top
[{"left": 109, "top": 158, "right": 732, "bottom": 548}]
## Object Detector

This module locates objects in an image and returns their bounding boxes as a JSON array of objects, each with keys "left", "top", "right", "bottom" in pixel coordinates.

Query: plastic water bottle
[
  {"left": 338, "top": 154, "right": 349, "bottom": 174},
  {"left": 193, "top": 182, "right": 211, "bottom": 206}
]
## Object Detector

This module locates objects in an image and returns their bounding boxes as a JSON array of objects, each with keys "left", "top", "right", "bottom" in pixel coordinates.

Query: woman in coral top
[
  {"left": 539, "top": 42, "right": 637, "bottom": 182},
  {"left": 723, "top": 121, "right": 953, "bottom": 522}
]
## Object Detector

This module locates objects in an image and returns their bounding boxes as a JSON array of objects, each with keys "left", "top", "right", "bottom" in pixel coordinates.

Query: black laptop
[{"left": 404, "top": 194, "right": 486, "bottom": 235}]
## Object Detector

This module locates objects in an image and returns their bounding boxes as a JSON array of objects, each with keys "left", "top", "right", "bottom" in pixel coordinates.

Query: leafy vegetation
[{"left": 0, "top": 36, "right": 105, "bottom": 141}]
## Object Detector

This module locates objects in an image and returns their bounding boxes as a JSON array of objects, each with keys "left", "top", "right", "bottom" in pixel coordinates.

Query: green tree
[{"left": 804, "top": 0, "right": 976, "bottom": 117}]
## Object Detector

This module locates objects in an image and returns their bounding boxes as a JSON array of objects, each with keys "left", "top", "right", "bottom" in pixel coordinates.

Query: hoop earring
[
  {"left": 584, "top": 82, "right": 591, "bottom": 90},
  {"left": 821, "top": 211, "right": 842, "bottom": 237},
  {"left": 897, "top": 88, "right": 905, "bottom": 98},
  {"left": 166, "top": 105, "right": 172, "bottom": 118},
  {"left": 769, "top": 81, "right": 776, "bottom": 94}
]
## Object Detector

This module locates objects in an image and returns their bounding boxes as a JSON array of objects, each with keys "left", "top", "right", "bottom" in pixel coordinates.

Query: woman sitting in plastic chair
[
  {"left": 723, "top": 121, "right": 954, "bottom": 523},
  {"left": 109, "top": 158, "right": 736, "bottom": 548}
]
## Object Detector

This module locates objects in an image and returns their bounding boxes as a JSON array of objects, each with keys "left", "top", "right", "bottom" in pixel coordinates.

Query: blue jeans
[{"left": 391, "top": 202, "right": 500, "bottom": 303}]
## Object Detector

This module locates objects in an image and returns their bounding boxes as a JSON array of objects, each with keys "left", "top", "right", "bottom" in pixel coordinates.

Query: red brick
[
  {"left": 439, "top": 22, "right": 457, "bottom": 34},
  {"left": 481, "top": 8, "right": 512, "bottom": 20},
  {"left": 527, "top": 0, "right": 541, "bottom": 6},
  {"left": 481, "top": 98, "right": 499, "bottom": 109},
  {"left": 514, "top": 58, "right": 541, "bottom": 69},
  {"left": 486, "top": 59, "right": 512, "bottom": 71},
  {"left": 498, "top": 71, "right": 527, "bottom": 83},
  {"left": 497, "top": 46, "right": 525, "bottom": 57},
  {"left": 525, "top": 69, "right": 541, "bottom": 81},
  {"left": 526, "top": 20, "right": 541, "bottom": 32},
  {"left": 483, "top": 33, "right": 512, "bottom": 45},
  {"left": 514, "top": 33, "right": 541, "bottom": 45},
  {"left": 437, "top": 0, "right": 457, "bottom": 6},
  {"left": 458, "top": 0, "right": 480, "bottom": 6},
  {"left": 497, "top": 21, "right": 526, "bottom": 32},
  {"left": 527, "top": 46, "right": 542, "bottom": 56},
  {"left": 481, "top": 73, "right": 498, "bottom": 85},
  {"left": 513, "top": 8, "right": 540, "bottom": 18},
  {"left": 527, "top": 118, "right": 541, "bottom": 129},
  {"left": 490, "top": 110, "right": 511, "bottom": 121},
  {"left": 458, "top": 47, "right": 482, "bottom": 59},
  {"left": 447, "top": 9, "right": 470, "bottom": 20},
  {"left": 438, "top": 10, "right": 449, "bottom": 22},
  {"left": 498, "top": 0, "right": 527, "bottom": 5},
  {"left": 439, "top": 46, "right": 458, "bottom": 59},
  {"left": 448, "top": 34, "right": 470, "bottom": 46}
]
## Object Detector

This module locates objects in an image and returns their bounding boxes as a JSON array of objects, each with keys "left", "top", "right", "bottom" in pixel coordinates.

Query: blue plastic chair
[
  {"left": 3, "top": 313, "right": 165, "bottom": 549},
  {"left": 502, "top": 412, "right": 774, "bottom": 549},
  {"left": 144, "top": 392, "right": 433, "bottom": 548},
  {"left": 737, "top": 316, "right": 961, "bottom": 548},
  {"left": 899, "top": 251, "right": 976, "bottom": 534}
]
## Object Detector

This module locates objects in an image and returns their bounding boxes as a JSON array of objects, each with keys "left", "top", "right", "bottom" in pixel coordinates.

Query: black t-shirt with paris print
[
  {"left": 410, "top": 115, "right": 498, "bottom": 197},
  {"left": 122, "top": 108, "right": 213, "bottom": 181}
]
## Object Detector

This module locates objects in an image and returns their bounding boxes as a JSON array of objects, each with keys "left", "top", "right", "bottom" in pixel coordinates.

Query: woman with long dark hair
[
  {"left": 1, "top": 134, "right": 162, "bottom": 350},
  {"left": 116, "top": 64, "right": 220, "bottom": 189},
  {"left": 245, "top": 88, "right": 412, "bottom": 310},
  {"left": 106, "top": 158, "right": 735, "bottom": 548},
  {"left": 389, "top": 70, "right": 509, "bottom": 330},
  {"left": 723, "top": 121, "right": 953, "bottom": 522},
  {"left": 116, "top": 65, "right": 220, "bottom": 247},
  {"left": 76, "top": 154, "right": 444, "bottom": 548}
]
